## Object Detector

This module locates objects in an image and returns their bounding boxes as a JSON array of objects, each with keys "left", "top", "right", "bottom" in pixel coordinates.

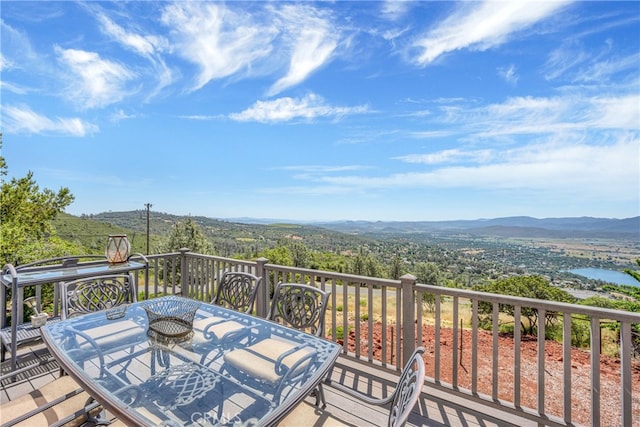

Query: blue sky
[{"left": 1, "top": 1, "right": 638, "bottom": 222}]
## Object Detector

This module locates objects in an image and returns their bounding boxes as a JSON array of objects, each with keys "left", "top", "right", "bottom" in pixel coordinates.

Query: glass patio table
[{"left": 41, "top": 296, "right": 341, "bottom": 426}]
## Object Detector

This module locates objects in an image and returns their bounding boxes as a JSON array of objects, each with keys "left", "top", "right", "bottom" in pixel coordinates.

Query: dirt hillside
[{"left": 342, "top": 322, "right": 640, "bottom": 426}]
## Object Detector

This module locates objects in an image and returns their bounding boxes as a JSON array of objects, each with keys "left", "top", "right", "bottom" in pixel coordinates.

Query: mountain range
[
  {"left": 88, "top": 211, "right": 639, "bottom": 241},
  {"left": 229, "top": 215, "right": 640, "bottom": 239}
]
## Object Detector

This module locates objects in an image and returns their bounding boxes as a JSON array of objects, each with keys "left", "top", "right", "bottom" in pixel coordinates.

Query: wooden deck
[{"left": 1, "top": 343, "right": 539, "bottom": 427}]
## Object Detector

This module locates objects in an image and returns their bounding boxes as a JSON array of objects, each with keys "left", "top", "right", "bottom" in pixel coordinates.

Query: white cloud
[
  {"left": 0, "top": 53, "right": 11, "bottom": 71},
  {"left": 279, "top": 165, "right": 370, "bottom": 173},
  {"left": 229, "top": 93, "right": 369, "bottom": 123},
  {"left": 408, "top": 130, "right": 454, "bottom": 139},
  {"left": 572, "top": 53, "right": 640, "bottom": 83},
  {"left": 96, "top": 12, "right": 164, "bottom": 58},
  {"left": 55, "top": 46, "right": 135, "bottom": 109},
  {"left": 437, "top": 93, "right": 639, "bottom": 138},
  {"left": 110, "top": 109, "right": 139, "bottom": 123},
  {"left": 587, "top": 95, "right": 640, "bottom": 130},
  {"left": 395, "top": 149, "right": 494, "bottom": 165},
  {"left": 545, "top": 42, "right": 639, "bottom": 83},
  {"left": 2, "top": 105, "right": 98, "bottom": 136},
  {"left": 161, "top": 2, "right": 276, "bottom": 91},
  {"left": 0, "top": 80, "right": 30, "bottom": 95},
  {"left": 93, "top": 8, "right": 174, "bottom": 98},
  {"left": 412, "top": 0, "right": 571, "bottom": 65},
  {"left": 318, "top": 136, "right": 638, "bottom": 199},
  {"left": 1, "top": 19, "right": 37, "bottom": 66},
  {"left": 267, "top": 5, "right": 339, "bottom": 96},
  {"left": 498, "top": 64, "right": 519, "bottom": 86},
  {"left": 381, "top": 0, "right": 412, "bottom": 21}
]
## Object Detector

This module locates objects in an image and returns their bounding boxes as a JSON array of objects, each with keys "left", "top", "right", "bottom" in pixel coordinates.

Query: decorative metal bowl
[{"left": 142, "top": 297, "right": 201, "bottom": 340}]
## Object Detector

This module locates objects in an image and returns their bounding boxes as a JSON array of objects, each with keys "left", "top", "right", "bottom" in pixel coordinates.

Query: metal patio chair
[
  {"left": 60, "top": 273, "right": 137, "bottom": 320},
  {"left": 222, "top": 283, "right": 331, "bottom": 407},
  {"left": 59, "top": 273, "right": 145, "bottom": 379},
  {"left": 192, "top": 272, "right": 262, "bottom": 366},
  {"left": 279, "top": 347, "right": 427, "bottom": 427},
  {"left": 212, "top": 271, "right": 262, "bottom": 314}
]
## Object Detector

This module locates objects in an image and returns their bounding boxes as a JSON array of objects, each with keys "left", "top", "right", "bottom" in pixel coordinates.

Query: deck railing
[
  {"left": 134, "top": 250, "right": 639, "bottom": 426},
  {"left": 4, "top": 249, "right": 639, "bottom": 426}
]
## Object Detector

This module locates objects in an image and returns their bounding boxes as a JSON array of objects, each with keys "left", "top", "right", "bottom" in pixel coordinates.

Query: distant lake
[{"left": 567, "top": 268, "right": 640, "bottom": 287}]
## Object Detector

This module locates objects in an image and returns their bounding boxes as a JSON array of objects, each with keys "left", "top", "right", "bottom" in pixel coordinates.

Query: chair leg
[{"left": 313, "top": 383, "right": 326, "bottom": 409}]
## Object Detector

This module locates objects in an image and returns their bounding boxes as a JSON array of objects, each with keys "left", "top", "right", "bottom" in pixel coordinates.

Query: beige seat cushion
[
  {"left": 76, "top": 320, "right": 146, "bottom": 353},
  {"left": 223, "top": 338, "right": 314, "bottom": 384},
  {"left": 192, "top": 317, "right": 245, "bottom": 344},
  {"left": 1, "top": 375, "right": 94, "bottom": 427}
]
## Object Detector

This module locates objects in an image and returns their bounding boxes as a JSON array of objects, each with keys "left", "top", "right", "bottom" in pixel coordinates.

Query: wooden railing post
[
  {"left": 255, "top": 257, "right": 269, "bottom": 318},
  {"left": 179, "top": 248, "right": 190, "bottom": 297},
  {"left": 401, "top": 273, "right": 417, "bottom": 367}
]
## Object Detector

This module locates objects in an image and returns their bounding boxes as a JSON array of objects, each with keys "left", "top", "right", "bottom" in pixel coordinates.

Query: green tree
[
  {"left": 351, "top": 247, "right": 367, "bottom": 276},
  {"left": 0, "top": 134, "right": 76, "bottom": 265},
  {"left": 288, "top": 241, "right": 309, "bottom": 268},
  {"left": 365, "top": 256, "right": 383, "bottom": 278},
  {"left": 474, "top": 275, "right": 576, "bottom": 335},
  {"left": 388, "top": 254, "right": 404, "bottom": 280},
  {"left": 158, "top": 218, "right": 214, "bottom": 254},
  {"left": 624, "top": 259, "right": 640, "bottom": 283},
  {"left": 415, "top": 262, "right": 444, "bottom": 312},
  {"left": 260, "top": 246, "right": 293, "bottom": 266},
  {"left": 415, "top": 262, "right": 443, "bottom": 286},
  {"left": 350, "top": 247, "right": 384, "bottom": 278}
]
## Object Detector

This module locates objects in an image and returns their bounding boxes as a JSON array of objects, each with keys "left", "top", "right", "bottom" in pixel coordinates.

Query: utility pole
[{"left": 145, "top": 203, "right": 152, "bottom": 255}]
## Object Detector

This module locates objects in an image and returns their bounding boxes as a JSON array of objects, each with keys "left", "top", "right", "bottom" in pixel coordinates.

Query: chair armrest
[
  {"left": 326, "top": 379, "right": 394, "bottom": 406},
  {"left": 274, "top": 344, "right": 316, "bottom": 377},
  {"left": 64, "top": 327, "right": 107, "bottom": 378}
]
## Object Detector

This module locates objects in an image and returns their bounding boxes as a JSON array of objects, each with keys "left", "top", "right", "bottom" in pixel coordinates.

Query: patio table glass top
[{"left": 41, "top": 296, "right": 341, "bottom": 426}]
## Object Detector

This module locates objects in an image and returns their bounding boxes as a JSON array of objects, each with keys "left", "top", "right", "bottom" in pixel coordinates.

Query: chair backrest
[
  {"left": 267, "top": 283, "right": 330, "bottom": 337},
  {"left": 212, "top": 271, "right": 262, "bottom": 314},
  {"left": 61, "top": 274, "right": 136, "bottom": 319},
  {"left": 388, "top": 347, "right": 426, "bottom": 427}
]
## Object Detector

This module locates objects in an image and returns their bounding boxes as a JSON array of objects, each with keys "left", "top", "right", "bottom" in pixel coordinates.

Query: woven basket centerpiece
[{"left": 143, "top": 297, "right": 201, "bottom": 340}]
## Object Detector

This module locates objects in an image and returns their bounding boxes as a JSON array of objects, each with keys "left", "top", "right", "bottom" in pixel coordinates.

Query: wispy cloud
[
  {"left": 229, "top": 93, "right": 369, "bottom": 123},
  {"left": 381, "top": 0, "right": 412, "bottom": 21},
  {"left": 1, "top": 80, "right": 31, "bottom": 95},
  {"left": 109, "top": 109, "right": 140, "bottom": 123},
  {"left": 2, "top": 105, "right": 98, "bottom": 136},
  {"left": 267, "top": 5, "right": 339, "bottom": 96},
  {"left": 412, "top": 0, "right": 571, "bottom": 65},
  {"left": 277, "top": 164, "right": 372, "bottom": 181},
  {"left": 160, "top": 2, "right": 276, "bottom": 91},
  {"left": 498, "top": 64, "right": 519, "bottom": 86},
  {"left": 93, "top": 7, "right": 173, "bottom": 98},
  {"left": 572, "top": 52, "right": 640, "bottom": 84},
  {"left": 95, "top": 11, "right": 165, "bottom": 58},
  {"left": 55, "top": 46, "right": 135, "bottom": 109},
  {"left": 395, "top": 149, "right": 494, "bottom": 165},
  {"left": 545, "top": 42, "right": 639, "bottom": 83},
  {"left": 179, "top": 114, "right": 225, "bottom": 121},
  {"left": 315, "top": 136, "right": 638, "bottom": 197},
  {"left": 408, "top": 130, "right": 454, "bottom": 139},
  {"left": 437, "top": 93, "right": 640, "bottom": 138},
  {"left": 278, "top": 165, "right": 370, "bottom": 173}
]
